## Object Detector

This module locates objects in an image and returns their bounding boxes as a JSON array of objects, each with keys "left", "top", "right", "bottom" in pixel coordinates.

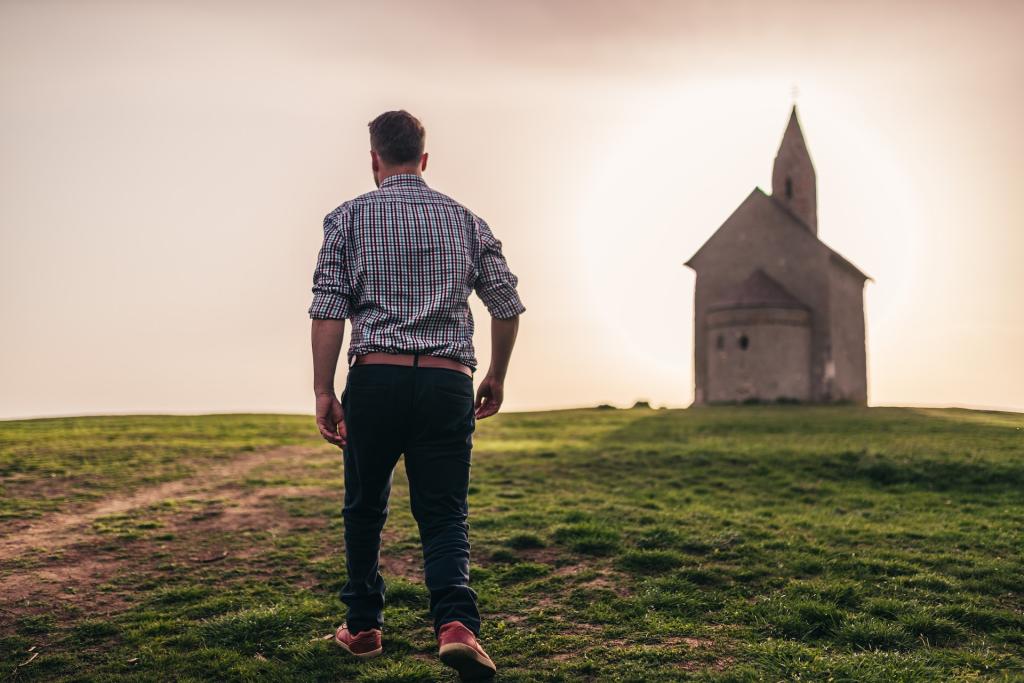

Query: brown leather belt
[{"left": 352, "top": 352, "right": 473, "bottom": 377}]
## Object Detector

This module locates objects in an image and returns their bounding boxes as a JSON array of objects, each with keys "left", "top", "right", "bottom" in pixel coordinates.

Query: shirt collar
[{"left": 379, "top": 173, "right": 427, "bottom": 190}]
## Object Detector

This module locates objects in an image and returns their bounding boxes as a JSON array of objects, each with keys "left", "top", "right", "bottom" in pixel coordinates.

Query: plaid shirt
[{"left": 308, "top": 174, "right": 525, "bottom": 370}]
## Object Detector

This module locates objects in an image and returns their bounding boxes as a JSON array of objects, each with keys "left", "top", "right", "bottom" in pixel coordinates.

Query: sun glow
[{"left": 573, "top": 77, "right": 927, "bottom": 406}]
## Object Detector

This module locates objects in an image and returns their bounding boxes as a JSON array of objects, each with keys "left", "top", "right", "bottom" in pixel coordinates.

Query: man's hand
[
  {"left": 316, "top": 392, "right": 347, "bottom": 448},
  {"left": 312, "top": 318, "right": 346, "bottom": 446},
  {"left": 474, "top": 373, "right": 504, "bottom": 420},
  {"left": 475, "top": 315, "right": 518, "bottom": 420}
]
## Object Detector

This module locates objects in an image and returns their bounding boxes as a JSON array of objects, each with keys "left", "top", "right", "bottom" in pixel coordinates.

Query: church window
[
  {"left": 785, "top": 177, "right": 793, "bottom": 199},
  {"left": 716, "top": 334, "right": 724, "bottom": 350},
  {"left": 739, "top": 334, "right": 750, "bottom": 351}
]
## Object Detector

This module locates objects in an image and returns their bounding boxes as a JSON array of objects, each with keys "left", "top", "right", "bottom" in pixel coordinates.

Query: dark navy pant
[{"left": 339, "top": 361, "right": 480, "bottom": 636}]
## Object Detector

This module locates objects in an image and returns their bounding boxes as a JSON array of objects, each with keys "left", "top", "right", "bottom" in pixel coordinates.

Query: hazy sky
[{"left": 2, "top": 0, "right": 1022, "bottom": 418}]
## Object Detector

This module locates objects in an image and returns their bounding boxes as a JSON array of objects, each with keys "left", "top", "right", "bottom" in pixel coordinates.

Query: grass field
[{"left": 1, "top": 407, "right": 1023, "bottom": 681}]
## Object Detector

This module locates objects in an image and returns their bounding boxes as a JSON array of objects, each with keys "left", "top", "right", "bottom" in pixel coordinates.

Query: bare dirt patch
[
  {"left": 0, "top": 446, "right": 340, "bottom": 621},
  {"left": 576, "top": 571, "right": 632, "bottom": 597},
  {"left": 0, "top": 446, "right": 314, "bottom": 561},
  {"left": 547, "top": 635, "right": 727, "bottom": 671},
  {"left": 660, "top": 635, "right": 715, "bottom": 648},
  {"left": 516, "top": 546, "right": 564, "bottom": 566}
]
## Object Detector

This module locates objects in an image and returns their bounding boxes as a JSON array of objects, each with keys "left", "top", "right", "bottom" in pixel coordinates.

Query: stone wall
[
  {"left": 690, "top": 189, "right": 834, "bottom": 404},
  {"left": 827, "top": 259, "right": 869, "bottom": 404},
  {"left": 705, "top": 307, "right": 812, "bottom": 402}
]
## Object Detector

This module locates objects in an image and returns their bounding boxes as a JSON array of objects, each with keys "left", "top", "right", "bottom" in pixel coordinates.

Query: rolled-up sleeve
[
  {"left": 308, "top": 204, "right": 354, "bottom": 320},
  {"left": 472, "top": 215, "right": 526, "bottom": 319}
]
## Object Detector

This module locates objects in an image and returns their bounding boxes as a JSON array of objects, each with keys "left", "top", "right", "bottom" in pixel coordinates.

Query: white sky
[{"left": 2, "top": 0, "right": 1022, "bottom": 417}]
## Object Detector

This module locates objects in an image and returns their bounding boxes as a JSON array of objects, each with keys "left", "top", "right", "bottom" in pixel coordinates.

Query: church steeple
[{"left": 771, "top": 105, "right": 817, "bottom": 234}]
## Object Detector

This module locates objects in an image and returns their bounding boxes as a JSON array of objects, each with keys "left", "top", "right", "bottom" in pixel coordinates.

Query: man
[{"left": 309, "top": 110, "right": 523, "bottom": 680}]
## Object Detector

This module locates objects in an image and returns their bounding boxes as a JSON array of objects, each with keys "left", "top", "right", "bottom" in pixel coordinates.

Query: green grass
[
  {"left": 0, "top": 414, "right": 314, "bottom": 519},
  {"left": 1, "top": 406, "right": 1023, "bottom": 681}
]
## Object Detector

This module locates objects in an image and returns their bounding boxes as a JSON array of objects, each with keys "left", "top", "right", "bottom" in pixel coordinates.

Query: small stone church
[{"left": 685, "top": 106, "right": 869, "bottom": 405}]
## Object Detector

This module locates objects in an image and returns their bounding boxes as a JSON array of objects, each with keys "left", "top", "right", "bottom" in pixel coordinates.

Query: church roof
[
  {"left": 825, "top": 243, "right": 871, "bottom": 281},
  {"left": 683, "top": 187, "right": 871, "bottom": 281},
  {"left": 708, "top": 268, "right": 808, "bottom": 311}
]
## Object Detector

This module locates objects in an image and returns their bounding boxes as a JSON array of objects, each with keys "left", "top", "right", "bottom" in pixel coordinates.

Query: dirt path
[
  {"left": 0, "top": 444, "right": 348, "bottom": 626},
  {"left": 0, "top": 445, "right": 318, "bottom": 562},
  {"left": 0, "top": 444, "right": 439, "bottom": 630}
]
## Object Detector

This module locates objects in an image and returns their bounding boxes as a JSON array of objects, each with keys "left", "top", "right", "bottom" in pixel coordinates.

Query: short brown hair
[{"left": 368, "top": 110, "right": 425, "bottom": 165}]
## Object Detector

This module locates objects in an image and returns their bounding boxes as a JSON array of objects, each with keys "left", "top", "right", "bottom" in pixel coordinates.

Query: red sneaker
[
  {"left": 333, "top": 624, "right": 383, "bottom": 659},
  {"left": 438, "top": 621, "right": 496, "bottom": 680}
]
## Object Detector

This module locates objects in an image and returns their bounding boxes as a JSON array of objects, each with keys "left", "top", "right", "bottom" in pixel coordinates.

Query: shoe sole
[
  {"left": 439, "top": 642, "right": 497, "bottom": 681},
  {"left": 333, "top": 635, "right": 383, "bottom": 660}
]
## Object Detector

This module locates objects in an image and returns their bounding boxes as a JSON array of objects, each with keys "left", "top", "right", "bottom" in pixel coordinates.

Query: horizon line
[{"left": 2, "top": 401, "right": 1022, "bottom": 422}]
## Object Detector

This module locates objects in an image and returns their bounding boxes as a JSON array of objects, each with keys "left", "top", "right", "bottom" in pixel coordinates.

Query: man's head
[{"left": 368, "top": 110, "right": 427, "bottom": 187}]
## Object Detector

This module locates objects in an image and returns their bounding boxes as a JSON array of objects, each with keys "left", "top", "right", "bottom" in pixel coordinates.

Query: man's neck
[{"left": 377, "top": 166, "right": 422, "bottom": 185}]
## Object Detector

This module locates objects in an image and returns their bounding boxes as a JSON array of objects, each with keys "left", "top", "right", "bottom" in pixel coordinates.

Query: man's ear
[
  {"left": 420, "top": 152, "right": 428, "bottom": 172},
  {"left": 370, "top": 150, "right": 380, "bottom": 172}
]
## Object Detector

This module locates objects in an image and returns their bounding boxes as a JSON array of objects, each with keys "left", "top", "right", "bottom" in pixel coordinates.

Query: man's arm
[
  {"left": 474, "top": 315, "right": 519, "bottom": 419},
  {"left": 469, "top": 214, "right": 525, "bottom": 420},
  {"left": 312, "top": 318, "right": 347, "bottom": 447},
  {"left": 309, "top": 204, "right": 354, "bottom": 447}
]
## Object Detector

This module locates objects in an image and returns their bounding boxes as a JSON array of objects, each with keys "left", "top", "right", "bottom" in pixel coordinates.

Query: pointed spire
[
  {"left": 771, "top": 105, "right": 817, "bottom": 234},
  {"left": 782, "top": 106, "right": 807, "bottom": 150}
]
